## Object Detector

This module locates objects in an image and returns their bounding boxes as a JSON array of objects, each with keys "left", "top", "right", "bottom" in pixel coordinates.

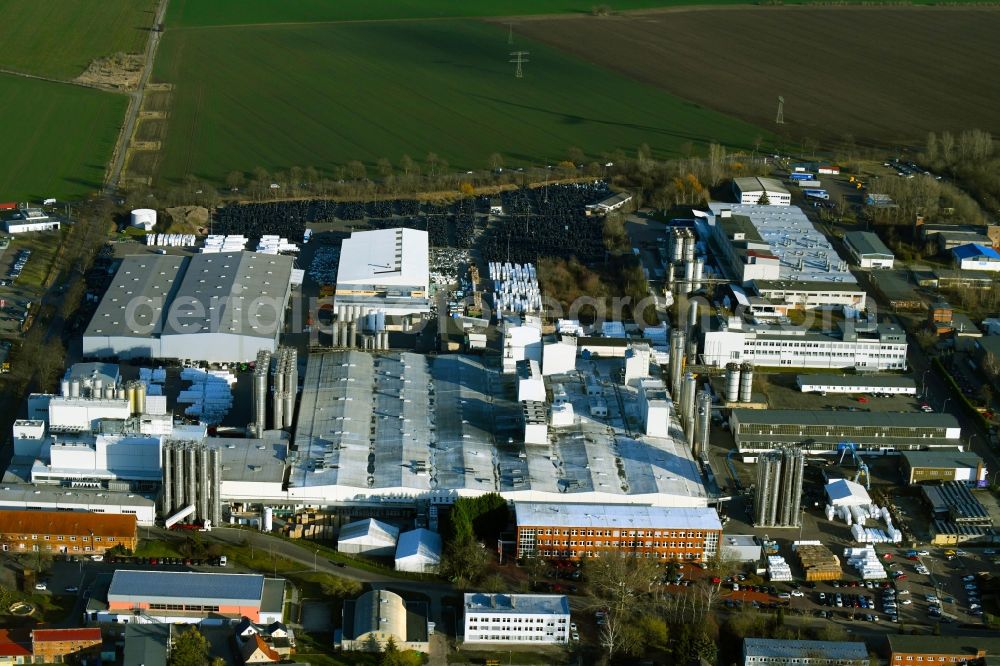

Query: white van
[{"left": 218, "top": 555, "right": 227, "bottom": 567}]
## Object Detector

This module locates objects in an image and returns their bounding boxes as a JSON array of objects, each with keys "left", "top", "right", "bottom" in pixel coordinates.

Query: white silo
[{"left": 130, "top": 208, "right": 157, "bottom": 231}]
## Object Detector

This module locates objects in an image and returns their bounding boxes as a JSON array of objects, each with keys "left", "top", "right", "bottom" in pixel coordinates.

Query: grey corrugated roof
[
  {"left": 464, "top": 593, "right": 569, "bottom": 616},
  {"left": 339, "top": 518, "right": 399, "bottom": 545},
  {"left": 84, "top": 255, "right": 186, "bottom": 338},
  {"left": 901, "top": 449, "right": 982, "bottom": 469},
  {"left": 107, "top": 571, "right": 265, "bottom": 606},
  {"left": 395, "top": 528, "right": 442, "bottom": 562},
  {"left": 123, "top": 624, "right": 170, "bottom": 666},
  {"left": 845, "top": 231, "right": 894, "bottom": 258},
  {"left": 743, "top": 638, "right": 868, "bottom": 660},
  {"left": 733, "top": 409, "right": 959, "bottom": 429},
  {"left": 797, "top": 374, "right": 916, "bottom": 389}
]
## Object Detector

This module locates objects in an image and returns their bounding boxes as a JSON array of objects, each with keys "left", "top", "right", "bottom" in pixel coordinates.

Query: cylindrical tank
[
  {"left": 671, "top": 229, "right": 684, "bottom": 263},
  {"left": 380, "top": 331, "right": 389, "bottom": 350},
  {"left": 687, "top": 299, "right": 698, "bottom": 331},
  {"left": 171, "top": 445, "right": 184, "bottom": 512},
  {"left": 70, "top": 380, "right": 80, "bottom": 398},
  {"left": 331, "top": 321, "right": 341, "bottom": 347},
  {"left": 666, "top": 263, "right": 675, "bottom": 286},
  {"left": 198, "top": 448, "right": 210, "bottom": 522},
  {"left": 116, "top": 386, "right": 127, "bottom": 400},
  {"left": 210, "top": 447, "right": 222, "bottom": 526},
  {"left": 687, "top": 338, "right": 698, "bottom": 366},
  {"left": 684, "top": 260, "right": 695, "bottom": 284},
  {"left": 670, "top": 329, "right": 685, "bottom": 399},
  {"left": 682, "top": 231, "right": 696, "bottom": 263},
  {"left": 135, "top": 383, "right": 146, "bottom": 415},
  {"left": 273, "top": 391, "right": 284, "bottom": 431},
  {"left": 263, "top": 507, "right": 273, "bottom": 532},
  {"left": 130, "top": 208, "right": 157, "bottom": 230},
  {"left": 349, "top": 321, "right": 358, "bottom": 348},
  {"left": 725, "top": 363, "right": 740, "bottom": 403},
  {"left": 739, "top": 362, "right": 754, "bottom": 403},
  {"left": 693, "top": 257, "right": 705, "bottom": 291},
  {"left": 104, "top": 385, "right": 115, "bottom": 400},
  {"left": 61, "top": 380, "right": 70, "bottom": 397},
  {"left": 126, "top": 384, "right": 137, "bottom": 414},
  {"left": 162, "top": 446, "right": 173, "bottom": 514},
  {"left": 282, "top": 392, "right": 294, "bottom": 428},
  {"left": 185, "top": 447, "right": 198, "bottom": 515},
  {"left": 92, "top": 379, "right": 103, "bottom": 398},
  {"left": 695, "top": 391, "right": 712, "bottom": 457},
  {"left": 683, "top": 372, "right": 697, "bottom": 429}
]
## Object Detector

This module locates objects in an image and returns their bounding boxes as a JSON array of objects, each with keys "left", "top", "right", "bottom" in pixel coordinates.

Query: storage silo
[
  {"left": 725, "top": 363, "right": 740, "bottom": 403},
  {"left": 70, "top": 380, "right": 80, "bottom": 398},
  {"left": 171, "top": 444, "right": 185, "bottom": 511},
  {"left": 186, "top": 447, "right": 197, "bottom": 518},
  {"left": 130, "top": 208, "right": 157, "bottom": 231},
  {"left": 61, "top": 379, "right": 70, "bottom": 397},
  {"left": 198, "top": 447, "right": 210, "bottom": 522},
  {"left": 739, "top": 362, "right": 754, "bottom": 403},
  {"left": 695, "top": 391, "right": 712, "bottom": 457},
  {"left": 210, "top": 446, "right": 223, "bottom": 525},
  {"left": 263, "top": 507, "right": 274, "bottom": 533},
  {"left": 669, "top": 329, "right": 685, "bottom": 398},
  {"left": 135, "top": 382, "right": 146, "bottom": 415},
  {"left": 162, "top": 446, "right": 173, "bottom": 514}
]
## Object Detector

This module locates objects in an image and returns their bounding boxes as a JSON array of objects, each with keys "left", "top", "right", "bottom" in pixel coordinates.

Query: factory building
[
  {"left": 160, "top": 441, "right": 223, "bottom": 527},
  {"left": 844, "top": 231, "right": 895, "bottom": 269},
  {"left": 732, "top": 177, "right": 791, "bottom": 206},
  {"left": 333, "top": 227, "right": 430, "bottom": 317},
  {"left": 463, "top": 594, "right": 570, "bottom": 645},
  {"left": 287, "top": 351, "right": 708, "bottom": 508},
  {"left": 730, "top": 409, "right": 962, "bottom": 454},
  {"left": 701, "top": 318, "right": 907, "bottom": 370},
  {"left": 900, "top": 450, "right": 987, "bottom": 485},
  {"left": 514, "top": 503, "right": 721, "bottom": 562},
  {"left": 953, "top": 243, "right": 1000, "bottom": 272},
  {"left": 394, "top": 528, "right": 442, "bottom": 573},
  {"left": 796, "top": 374, "right": 917, "bottom": 395},
  {"left": 0, "top": 484, "right": 155, "bottom": 526},
  {"left": 100, "top": 571, "right": 285, "bottom": 625},
  {"left": 4, "top": 206, "right": 60, "bottom": 234},
  {"left": 750, "top": 280, "right": 867, "bottom": 311},
  {"left": 83, "top": 252, "right": 294, "bottom": 363}
]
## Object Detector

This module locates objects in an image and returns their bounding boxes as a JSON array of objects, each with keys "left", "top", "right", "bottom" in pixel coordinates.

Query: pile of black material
[
  {"left": 478, "top": 183, "right": 611, "bottom": 262},
  {"left": 213, "top": 200, "right": 340, "bottom": 240}
]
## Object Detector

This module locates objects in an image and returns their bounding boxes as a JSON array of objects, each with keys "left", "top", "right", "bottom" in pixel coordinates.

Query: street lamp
[{"left": 941, "top": 397, "right": 952, "bottom": 413}]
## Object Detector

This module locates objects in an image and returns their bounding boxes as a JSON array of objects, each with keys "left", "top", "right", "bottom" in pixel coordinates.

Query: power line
[{"left": 509, "top": 51, "right": 529, "bottom": 79}]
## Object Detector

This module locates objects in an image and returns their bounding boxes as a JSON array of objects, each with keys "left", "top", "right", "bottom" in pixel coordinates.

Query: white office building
[
  {"left": 0, "top": 483, "right": 156, "bottom": 526},
  {"left": 701, "top": 319, "right": 907, "bottom": 371},
  {"left": 463, "top": 594, "right": 570, "bottom": 644}
]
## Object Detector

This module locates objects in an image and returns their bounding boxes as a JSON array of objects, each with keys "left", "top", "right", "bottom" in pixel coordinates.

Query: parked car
[{"left": 34, "top": 582, "right": 47, "bottom": 591}]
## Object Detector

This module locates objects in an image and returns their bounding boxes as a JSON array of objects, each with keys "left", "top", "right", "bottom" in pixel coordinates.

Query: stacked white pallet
[
  {"left": 201, "top": 235, "right": 247, "bottom": 253},
  {"left": 146, "top": 233, "right": 197, "bottom": 247},
  {"left": 767, "top": 555, "right": 793, "bottom": 581},
  {"left": 256, "top": 235, "right": 299, "bottom": 254},
  {"left": 825, "top": 504, "right": 836, "bottom": 521},
  {"left": 490, "top": 262, "right": 541, "bottom": 314},
  {"left": 556, "top": 319, "right": 584, "bottom": 336},
  {"left": 844, "top": 545, "right": 887, "bottom": 579}
]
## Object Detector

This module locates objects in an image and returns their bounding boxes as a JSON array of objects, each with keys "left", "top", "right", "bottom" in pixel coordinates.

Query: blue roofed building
[{"left": 953, "top": 244, "right": 1000, "bottom": 272}]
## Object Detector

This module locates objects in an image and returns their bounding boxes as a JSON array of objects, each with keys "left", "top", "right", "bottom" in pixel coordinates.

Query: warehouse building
[
  {"left": 750, "top": 279, "right": 867, "bottom": 312},
  {"left": 844, "top": 231, "right": 894, "bottom": 269},
  {"left": 953, "top": 243, "right": 1000, "bottom": 272},
  {"left": 701, "top": 318, "right": 907, "bottom": 370},
  {"left": 730, "top": 409, "right": 962, "bottom": 454},
  {"left": 0, "top": 509, "right": 136, "bottom": 554},
  {"left": 83, "top": 252, "right": 294, "bottom": 363},
  {"left": 514, "top": 503, "right": 721, "bottom": 561},
  {"left": 732, "top": 177, "right": 791, "bottom": 206},
  {"left": 900, "top": 450, "right": 986, "bottom": 485},
  {"left": 101, "top": 571, "right": 285, "bottom": 625},
  {"left": 333, "top": 228, "right": 430, "bottom": 317},
  {"left": 288, "top": 351, "right": 708, "bottom": 508},
  {"left": 0, "top": 484, "right": 155, "bottom": 526},
  {"left": 707, "top": 204, "right": 855, "bottom": 289},
  {"left": 585, "top": 191, "right": 633, "bottom": 215},
  {"left": 887, "top": 634, "right": 1000, "bottom": 663},
  {"left": 394, "top": 528, "right": 442, "bottom": 573},
  {"left": 796, "top": 374, "right": 916, "bottom": 395},
  {"left": 336, "top": 518, "right": 399, "bottom": 557},
  {"left": 743, "top": 638, "right": 869, "bottom": 666},
  {"left": 339, "top": 590, "right": 429, "bottom": 652},
  {"left": 463, "top": 594, "right": 570, "bottom": 645}
]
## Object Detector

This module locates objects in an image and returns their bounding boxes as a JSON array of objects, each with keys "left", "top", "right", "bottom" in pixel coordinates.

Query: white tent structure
[
  {"left": 394, "top": 528, "right": 442, "bottom": 573},
  {"left": 337, "top": 519, "right": 399, "bottom": 557},
  {"left": 825, "top": 479, "right": 872, "bottom": 507}
]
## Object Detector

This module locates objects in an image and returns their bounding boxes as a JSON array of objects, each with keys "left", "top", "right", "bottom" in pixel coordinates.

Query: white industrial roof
[
  {"left": 464, "top": 593, "right": 569, "bottom": 615},
  {"left": 336, "top": 228, "right": 429, "bottom": 288},
  {"left": 825, "top": 479, "right": 872, "bottom": 506},
  {"left": 395, "top": 528, "right": 442, "bottom": 563},
  {"left": 514, "top": 503, "right": 721, "bottom": 531},
  {"left": 710, "top": 203, "right": 856, "bottom": 284},
  {"left": 339, "top": 518, "right": 399, "bottom": 546}
]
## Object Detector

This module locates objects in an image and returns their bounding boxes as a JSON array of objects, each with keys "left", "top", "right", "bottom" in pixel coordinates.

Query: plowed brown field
[{"left": 510, "top": 7, "right": 1000, "bottom": 146}]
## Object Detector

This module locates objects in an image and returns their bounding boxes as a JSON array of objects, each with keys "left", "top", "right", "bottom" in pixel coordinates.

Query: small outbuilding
[
  {"left": 844, "top": 231, "right": 894, "bottom": 269},
  {"left": 339, "top": 589, "right": 429, "bottom": 653},
  {"left": 825, "top": 479, "right": 872, "bottom": 507},
  {"left": 394, "top": 528, "right": 442, "bottom": 573},
  {"left": 337, "top": 519, "right": 399, "bottom": 557}
]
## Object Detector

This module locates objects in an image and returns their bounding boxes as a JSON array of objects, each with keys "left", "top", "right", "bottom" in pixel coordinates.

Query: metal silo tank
[
  {"left": 695, "top": 391, "right": 712, "bottom": 457},
  {"left": 198, "top": 447, "right": 210, "bottom": 522},
  {"left": 739, "top": 363, "right": 754, "bottom": 403},
  {"left": 210, "top": 447, "right": 222, "bottom": 525},
  {"left": 725, "top": 363, "right": 740, "bottom": 403},
  {"left": 162, "top": 446, "right": 173, "bottom": 514}
]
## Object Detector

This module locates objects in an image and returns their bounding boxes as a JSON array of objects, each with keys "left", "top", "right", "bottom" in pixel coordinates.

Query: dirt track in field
[{"left": 509, "top": 7, "right": 1000, "bottom": 146}]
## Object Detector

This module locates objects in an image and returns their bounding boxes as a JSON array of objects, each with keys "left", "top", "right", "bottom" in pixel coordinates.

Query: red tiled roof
[
  {"left": 0, "top": 509, "right": 136, "bottom": 538},
  {"left": 0, "top": 630, "right": 31, "bottom": 657},
  {"left": 32, "top": 628, "right": 102, "bottom": 643},
  {"left": 249, "top": 634, "right": 280, "bottom": 662}
]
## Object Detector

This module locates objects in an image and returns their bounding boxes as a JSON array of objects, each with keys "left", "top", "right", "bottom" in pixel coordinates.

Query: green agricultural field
[
  {"left": 0, "top": 75, "right": 126, "bottom": 200},
  {"left": 0, "top": 0, "right": 158, "bottom": 80},
  {"left": 168, "top": 0, "right": 996, "bottom": 27},
  {"left": 153, "top": 20, "right": 765, "bottom": 184}
]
